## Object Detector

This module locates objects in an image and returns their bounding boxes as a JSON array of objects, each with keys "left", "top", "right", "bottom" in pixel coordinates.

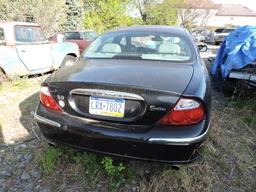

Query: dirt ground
[{"left": 0, "top": 49, "right": 255, "bottom": 191}]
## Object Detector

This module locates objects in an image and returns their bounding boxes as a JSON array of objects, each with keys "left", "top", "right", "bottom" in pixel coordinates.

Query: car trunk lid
[{"left": 46, "top": 59, "right": 194, "bottom": 130}]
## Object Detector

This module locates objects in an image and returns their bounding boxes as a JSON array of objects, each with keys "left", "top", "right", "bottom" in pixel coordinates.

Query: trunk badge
[
  {"left": 149, "top": 105, "right": 166, "bottom": 112},
  {"left": 57, "top": 95, "right": 65, "bottom": 108}
]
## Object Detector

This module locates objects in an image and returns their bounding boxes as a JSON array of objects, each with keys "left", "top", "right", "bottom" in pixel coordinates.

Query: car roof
[{"left": 106, "top": 25, "right": 189, "bottom": 35}]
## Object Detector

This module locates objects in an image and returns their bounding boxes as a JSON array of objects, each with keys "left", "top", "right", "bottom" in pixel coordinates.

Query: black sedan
[{"left": 34, "top": 26, "right": 211, "bottom": 163}]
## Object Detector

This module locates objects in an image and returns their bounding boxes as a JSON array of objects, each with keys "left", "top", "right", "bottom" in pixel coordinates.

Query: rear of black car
[{"left": 34, "top": 26, "right": 211, "bottom": 163}]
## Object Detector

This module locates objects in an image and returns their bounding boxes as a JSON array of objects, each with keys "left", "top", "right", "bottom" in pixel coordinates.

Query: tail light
[
  {"left": 159, "top": 98, "right": 205, "bottom": 126},
  {"left": 40, "top": 86, "right": 63, "bottom": 112}
]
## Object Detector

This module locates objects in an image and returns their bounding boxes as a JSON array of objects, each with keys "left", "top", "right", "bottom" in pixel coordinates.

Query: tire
[
  {"left": 221, "top": 79, "right": 237, "bottom": 97},
  {"left": 60, "top": 55, "right": 77, "bottom": 68},
  {"left": 200, "top": 45, "right": 208, "bottom": 52},
  {"left": 211, "top": 67, "right": 223, "bottom": 90}
]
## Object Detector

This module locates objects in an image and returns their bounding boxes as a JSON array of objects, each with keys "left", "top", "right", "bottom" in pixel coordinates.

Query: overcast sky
[{"left": 213, "top": 0, "right": 256, "bottom": 11}]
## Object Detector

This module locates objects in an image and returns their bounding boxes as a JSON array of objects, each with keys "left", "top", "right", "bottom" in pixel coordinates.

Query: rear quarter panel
[
  {"left": 51, "top": 42, "right": 79, "bottom": 69},
  {"left": 183, "top": 59, "right": 211, "bottom": 125}
]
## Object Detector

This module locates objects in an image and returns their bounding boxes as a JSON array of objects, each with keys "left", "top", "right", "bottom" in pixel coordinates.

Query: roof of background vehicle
[
  {"left": 64, "top": 30, "right": 96, "bottom": 33},
  {"left": 0, "top": 21, "right": 40, "bottom": 28},
  {"left": 106, "top": 25, "right": 189, "bottom": 35}
]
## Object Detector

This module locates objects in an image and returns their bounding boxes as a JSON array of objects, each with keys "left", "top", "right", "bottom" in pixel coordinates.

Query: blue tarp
[{"left": 211, "top": 25, "right": 256, "bottom": 78}]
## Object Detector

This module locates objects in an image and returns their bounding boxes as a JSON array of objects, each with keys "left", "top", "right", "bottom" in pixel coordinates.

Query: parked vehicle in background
[
  {"left": 192, "top": 30, "right": 208, "bottom": 52},
  {"left": 192, "top": 29, "right": 207, "bottom": 42},
  {"left": 0, "top": 21, "right": 79, "bottom": 83},
  {"left": 34, "top": 26, "right": 211, "bottom": 163},
  {"left": 50, "top": 30, "right": 97, "bottom": 53},
  {"left": 214, "top": 28, "right": 235, "bottom": 45},
  {"left": 192, "top": 29, "right": 215, "bottom": 45},
  {"left": 211, "top": 26, "right": 256, "bottom": 94}
]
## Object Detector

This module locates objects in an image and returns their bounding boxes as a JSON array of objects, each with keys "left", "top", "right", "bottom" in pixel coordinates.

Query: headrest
[
  {"left": 102, "top": 43, "right": 121, "bottom": 53},
  {"left": 158, "top": 43, "right": 180, "bottom": 54}
]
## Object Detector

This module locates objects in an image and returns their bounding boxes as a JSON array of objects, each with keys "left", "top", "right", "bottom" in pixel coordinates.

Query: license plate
[{"left": 89, "top": 96, "right": 125, "bottom": 118}]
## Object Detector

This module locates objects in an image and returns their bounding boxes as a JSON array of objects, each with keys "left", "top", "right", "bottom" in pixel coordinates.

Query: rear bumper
[
  {"left": 34, "top": 113, "right": 210, "bottom": 146},
  {"left": 34, "top": 105, "right": 211, "bottom": 163}
]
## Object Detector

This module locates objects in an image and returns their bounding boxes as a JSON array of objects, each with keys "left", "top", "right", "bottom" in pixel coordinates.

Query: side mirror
[{"left": 56, "top": 34, "right": 64, "bottom": 43}]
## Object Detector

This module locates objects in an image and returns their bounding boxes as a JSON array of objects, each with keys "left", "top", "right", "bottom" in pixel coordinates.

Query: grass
[
  {"left": 101, "top": 157, "right": 126, "bottom": 191},
  {"left": 38, "top": 146, "right": 135, "bottom": 191},
  {"left": 1, "top": 77, "right": 255, "bottom": 191},
  {"left": 39, "top": 146, "right": 63, "bottom": 174},
  {"left": 37, "top": 90, "right": 255, "bottom": 191},
  {"left": 0, "top": 76, "right": 38, "bottom": 93}
]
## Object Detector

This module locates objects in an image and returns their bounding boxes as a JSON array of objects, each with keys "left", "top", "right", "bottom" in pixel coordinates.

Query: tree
[
  {"left": 0, "top": 0, "right": 67, "bottom": 36},
  {"left": 130, "top": 0, "right": 158, "bottom": 23},
  {"left": 0, "top": 0, "right": 10, "bottom": 20},
  {"left": 30, "top": 0, "right": 67, "bottom": 36},
  {"left": 62, "top": 0, "right": 83, "bottom": 31},
  {"left": 169, "top": 0, "right": 216, "bottom": 30},
  {"left": 145, "top": 1, "right": 177, "bottom": 25},
  {"left": 83, "top": 0, "right": 133, "bottom": 32}
]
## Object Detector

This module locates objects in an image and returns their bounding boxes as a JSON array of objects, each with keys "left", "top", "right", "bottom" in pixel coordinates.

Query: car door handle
[{"left": 21, "top": 50, "right": 26, "bottom": 53}]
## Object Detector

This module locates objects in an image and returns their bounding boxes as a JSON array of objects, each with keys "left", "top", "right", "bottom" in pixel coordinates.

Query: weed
[
  {"left": 101, "top": 157, "right": 125, "bottom": 177},
  {"left": 101, "top": 157, "right": 126, "bottom": 191},
  {"left": 40, "top": 146, "right": 63, "bottom": 175},
  {"left": 126, "top": 164, "right": 136, "bottom": 183},
  {"left": 72, "top": 152, "right": 102, "bottom": 187}
]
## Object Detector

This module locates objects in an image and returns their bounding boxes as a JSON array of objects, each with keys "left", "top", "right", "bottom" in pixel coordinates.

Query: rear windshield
[
  {"left": 65, "top": 31, "right": 97, "bottom": 40},
  {"left": 215, "top": 28, "right": 224, "bottom": 33},
  {"left": 222, "top": 29, "right": 234, "bottom": 33},
  {"left": 83, "top": 31, "right": 195, "bottom": 62},
  {"left": 81, "top": 32, "right": 97, "bottom": 40},
  {"left": 15, "top": 26, "right": 47, "bottom": 42}
]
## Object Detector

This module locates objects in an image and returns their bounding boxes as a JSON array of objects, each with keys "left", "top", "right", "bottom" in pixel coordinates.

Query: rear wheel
[{"left": 60, "top": 55, "right": 77, "bottom": 68}]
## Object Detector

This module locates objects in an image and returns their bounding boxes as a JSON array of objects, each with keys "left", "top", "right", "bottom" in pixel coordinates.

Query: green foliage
[
  {"left": 101, "top": 157, "right": 125, "bottom": 177},
  {"left": 0, "top": 0, "right": 9, "bottom": 20},
  {"left": 130, "top": 0, "right": 158, "bottom": 22},
  {"left": 146, "top": 0, "right": 177, "bottom": 25},
  {"left": 230, "top": 97, "right": 256, "bottom": 129},
  {"left": 40, "top": 147, "right": 63, "bottom": 174},
  {"left": 0, "top": 0, "right": 67, "bottom": 36},
  {"left": 129, "top": 0, "right": 177, "bottom": 26},
  {"left": 83, "top": 0, "right": 133, "bottom": 32},
  {"left": 72, "top": 152, "right": 102, "bottom": 187},
  {"left": 62, "top": 0, "right": 83, "bottom": 31},
  {"left": 101, "top": 157, "right": 126, "bottom": 191},
  {"left": 0, "top": 76, "right": 37, "bottom": 93}
]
